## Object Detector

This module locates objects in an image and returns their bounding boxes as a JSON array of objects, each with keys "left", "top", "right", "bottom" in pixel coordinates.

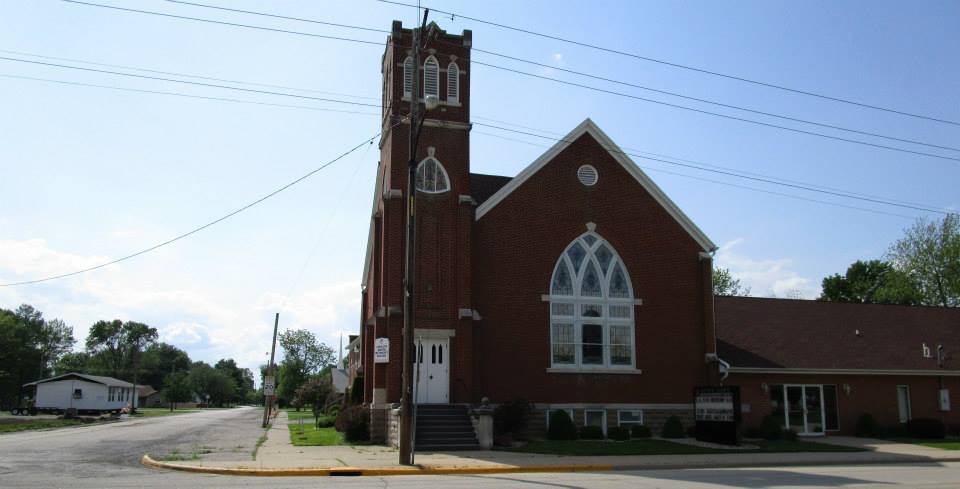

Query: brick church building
[{"left": 355, "top": 20, "right": 960, "bottom": 446}]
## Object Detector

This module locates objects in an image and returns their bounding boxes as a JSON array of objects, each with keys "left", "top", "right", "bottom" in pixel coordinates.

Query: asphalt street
[{"left": 2, "top": 407, "right": 960, "bottom": 488}]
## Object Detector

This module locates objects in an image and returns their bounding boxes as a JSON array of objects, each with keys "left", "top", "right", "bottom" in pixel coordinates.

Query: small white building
[{"left": 25, "top": 373, "right": 138, "bottom": 414}]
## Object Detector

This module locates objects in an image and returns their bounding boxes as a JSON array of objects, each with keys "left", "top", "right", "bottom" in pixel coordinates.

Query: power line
[
  {"left": 471, "top": 114, "right": 943, "bottom": 210},
  {"left": 378, "top": 0, "right": 960, "bottom": 127},
  {"left": 160, "top": 0, "right": 390, "bottom": 34},
  {"left": 473, "top": 61, "right": 960, "bottom": 163},
  {"left": 0, "top": 73, "right": 380, "bottom": 116},
  {"left": 57, "top": 0, "right": 957, "bottom": 157},
  {"left": 0, "top": 56, "right": 380, "bottom": 108},
  {"left": 472, "top": 121, "right": 952, "bottom": 216},
  {"left": 471, "top": 48, "right": 959, "bottom": 153},
  {"left": 57, "top": 0, "right": 383, "bottom": 46},
  {"left": 0, "top": 130, "right": 386, "bottom": 287},
  {"left": 0, "top": 49, "right": 379, "bottom": 100},
  {"left": 472, "top": 129, "right": 916, "bottom": 220}
]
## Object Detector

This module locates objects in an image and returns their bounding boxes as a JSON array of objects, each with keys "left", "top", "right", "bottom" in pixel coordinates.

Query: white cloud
[
  {"left": 0, "top": 238, "right": 361, "bottom": 374},
  {"left": 715, "top": 238, "right": 820, "bottom": 299},
  {"left": 552, "top": 53, "right": 565, "bottom": 66}
]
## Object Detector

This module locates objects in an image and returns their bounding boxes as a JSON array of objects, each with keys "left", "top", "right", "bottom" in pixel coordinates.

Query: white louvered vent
[
  {"left": 577, "top": 165, "right": 598, "bottom": 186},
  {"left": 447, "top": 62, "right": 459, "bottom": 102},
  {"left": 423, "top": 56, "right": 439, "bottom": 97}
]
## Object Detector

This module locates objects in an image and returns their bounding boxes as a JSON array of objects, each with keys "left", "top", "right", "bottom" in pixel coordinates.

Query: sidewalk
[{"left": 145, "top": 412, "right": 960, "bottom": 476}]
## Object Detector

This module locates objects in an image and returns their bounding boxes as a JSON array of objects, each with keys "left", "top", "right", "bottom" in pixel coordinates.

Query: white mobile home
[{"left": 25, "top": 373, "right": 138, "bottom": 414}]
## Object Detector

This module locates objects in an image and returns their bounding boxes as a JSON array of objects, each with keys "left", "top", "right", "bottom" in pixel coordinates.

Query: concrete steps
[{"left": 414, "top": 404, "right": 480, "bottom": 451}]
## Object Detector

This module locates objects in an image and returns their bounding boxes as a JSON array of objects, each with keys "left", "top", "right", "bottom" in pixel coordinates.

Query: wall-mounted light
[
  {"left": 843, "top": 384, "right": 851, "bottom": 396},
  {"left": 761, "top": 383, "right": 769, "bottom": 394}
]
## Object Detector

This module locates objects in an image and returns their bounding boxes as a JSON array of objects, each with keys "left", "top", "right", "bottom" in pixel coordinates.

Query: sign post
[{"left": 694, "top": 386, "right": 741, "bottom": 445}]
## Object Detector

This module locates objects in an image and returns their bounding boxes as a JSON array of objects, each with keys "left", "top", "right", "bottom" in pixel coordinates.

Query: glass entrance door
[{"left": 783, "top": 384, "right": 825, "bottom": 436}]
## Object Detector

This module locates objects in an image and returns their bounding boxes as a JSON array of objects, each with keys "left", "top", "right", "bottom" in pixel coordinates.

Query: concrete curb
[
  {"left": 142, "top": 453, "right": 960, "bottom": 477},
  {"left": 141, "top": 454, "right": 612, "bottom": 477}
]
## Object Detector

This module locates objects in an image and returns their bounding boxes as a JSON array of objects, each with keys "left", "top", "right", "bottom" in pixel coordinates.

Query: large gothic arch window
[{"left": 549, "top": 231, "right": 635, "bottom": 369}]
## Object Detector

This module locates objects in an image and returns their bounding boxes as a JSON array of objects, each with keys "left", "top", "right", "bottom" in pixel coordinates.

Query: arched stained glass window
[
  {"left": 548, "top": 231, "right": 635, "bottom": 369},
  {"left": 415, "top": 157, "right": 450, "bottom": 193}
]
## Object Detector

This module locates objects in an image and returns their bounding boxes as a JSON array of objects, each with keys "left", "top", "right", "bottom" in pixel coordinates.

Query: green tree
[
  {"left": 888, "top": 214, "right": 960, "bottom": 307},
  {"left": 187, "top": 362, "right": 237, "bottom": 407},
  {"left": 161, "top": 371, "right": 193, "bottom": 411},
  {"left": 140, "top": 343, "right": 191, "bottom": 390},
  {"left": 0, "top": 305, "right": 75, "bottom": 407},
  {"left": 277, "top": 330, "right": 335, "bottom": 402},
  {"left": 54, "top": 352, "right": 91, "bottom": 375},
  {"left": 713, "top": 267, "right": 750, "bottom": 296},
  {"left": 215, "top": 358, "right": 253, "bottom": 404},
  {"left": 819, "top": 259, "right": 922, "bottom": 305},
  {"left": 85, "top": 320, "right": 158, "bottom": 383}
]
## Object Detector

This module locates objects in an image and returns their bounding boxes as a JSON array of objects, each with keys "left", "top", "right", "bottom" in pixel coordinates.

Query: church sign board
[
  {"left": 374, "top": 337, "right": 390, "bottom": 363},
  {"left": 694, "top": 386, "right": 741, "bottom": 445}
]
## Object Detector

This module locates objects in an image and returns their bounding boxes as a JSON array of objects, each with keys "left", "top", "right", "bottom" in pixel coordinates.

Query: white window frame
[
  {"left": 617, "top": 409, "right": 644, "bottom": 427},
  {"left": 423, "top": 55, "right": 439, "bottom": 98},
  {"left": 415, "top": 156, "right": 451, "bottom": 193},
  {"left": 549, "top": 232, "right": 636, "bottom": 370},
  {"left": 584, "top": 409, "right": 607, "bottom": 436},
  {"left": 447, "top": 61, "right": 460, "bottom": 104}
]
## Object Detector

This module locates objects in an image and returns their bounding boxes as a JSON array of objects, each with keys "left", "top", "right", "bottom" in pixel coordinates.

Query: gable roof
[
  {"left": 470, "top": 173, "right": 512, "bottom": 205},
  {"left": 25, "top": 372, "right": 134, "bottom": 388},
  {"left": 474, "top": 118, "right": 717, "bottom": 252},
  {"left": 716, "top": 296, "right": 960, "bottom": 373}
]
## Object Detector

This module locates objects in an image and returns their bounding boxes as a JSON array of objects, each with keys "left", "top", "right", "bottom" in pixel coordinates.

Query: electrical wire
[
  {"left": 472, "top": 122, "right": 952, "bottom": 215},
  {"left": 0, "top": 129, "right": 390, "bottom": 287},
  {"left": 0, "top": 73, "right": 380, "bottom": 116},
  {"left": 160, "top": 0, "right": 390, "bottom": 34},
  {"left": 0, "top": 56, "right": 380, "bottom": 108},
  {"left": 57, "top": 0, "right": 383, "bottom": 46},
  {"left": 378, "top": 0, "right": 960, "bottom": 127},
  {"left": 0, "top": 49, "right": 379, "bottom": 100},
  {"left": 473, "top": 61, "right": 960, "bottom": 163}
]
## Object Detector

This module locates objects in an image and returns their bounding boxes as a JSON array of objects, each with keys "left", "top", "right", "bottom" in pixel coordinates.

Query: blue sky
[{"left": 1, "top": 0, "right": 957, "bottom": 375}]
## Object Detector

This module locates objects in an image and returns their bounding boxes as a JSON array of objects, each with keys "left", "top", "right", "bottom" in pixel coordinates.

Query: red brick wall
[
  {"left": 730, "top": 373, "right": 960, "bottom": 435},
  {"left": 472, "top": 132, "right": 713, "bottom": 404}
]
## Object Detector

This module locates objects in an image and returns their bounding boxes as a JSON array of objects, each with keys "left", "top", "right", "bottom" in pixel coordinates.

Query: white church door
[{"left": 414, "top": 338, "right": 450, "bottom": 404}]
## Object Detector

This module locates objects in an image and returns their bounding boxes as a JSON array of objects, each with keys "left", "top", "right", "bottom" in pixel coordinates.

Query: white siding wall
[{"left": 35, "top": 380, "right": 135, "bottom": 411}]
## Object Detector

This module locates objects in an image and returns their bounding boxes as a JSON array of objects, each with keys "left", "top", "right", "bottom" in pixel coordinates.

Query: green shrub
[
  {"left": 580, "top": 426, "right": 605, "bottom": 440},
  {"left": 906, "top": 418, "right": 946, "bottom": 439},
  {"left": 742, "top": 426, "right": 764, "bottom": 439},
  {"left": 855, "top": 413, "right": 881, "bottom": 438},
  {"left": 349, "top": 376, "right": 364, "bottom": 405},
  {"left": 334, "top": 405, "right": 369, "bottom": 442},
  {"left": 547, "top": 410, "right": 577, "bottom": 440},
  {"left": 884, "top": 424, "right": 909, "bottom": 438},
  {"left": 494, "top": 399, "right": 533, "bottom": 437},
  {"left": 607, "top": 426, "right": 630, "bottom": 441},
  {"left": 781, "top": 429, "right": 798, "bottom": 441},
  {"left": 760, "top": 415, "right": 784, "bottom": 441},
  {"left": 316, "top": 415, "right": 335, "bottom": 428},
  {"left": 660, "top": 416, "right": 686, "bottom": 439},
  {"left": 630, "top": 424, "right": 651, "bottom": 438}
]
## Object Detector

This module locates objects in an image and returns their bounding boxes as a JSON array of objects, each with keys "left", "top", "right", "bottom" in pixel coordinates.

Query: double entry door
[
  {"left": 413, "top": 338, "right": 449, "bottom": 404},
  {"left": 782, "top": 384, "right": 825, "bottom": 435}
]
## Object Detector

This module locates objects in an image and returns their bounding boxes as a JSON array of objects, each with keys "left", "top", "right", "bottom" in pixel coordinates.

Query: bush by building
[
  {"left": 660, "top": 416, "right": 686, "bottom": 439},
  {"left": 607, "top": 426, "right": 630, "bottom": 441},
  {"left": 493, "top": 398, "right": 532, "bottom": 438},
  {"left": 579, "top": 426, "right": 605, "bottom": 440},
  {"left": 906, "top": 418, "right": 946, "bottom": 439},
  {"left": 760, "top": 415, "right": 784, "bottom": 440},
  {"left": 349, "top": 376, "right": 363, "bottom": 405},
  {"left": 334, "top": 405, "right": 369, "bottom": 442},
  {"left": 855, "top": 413, "right": 881, "bottom": 438},
  {"left": 630, "top": 424, "right": 651, "bottom": 438},
  {"left": 546, "top": 410, "right": 577, "bottom": 440}
]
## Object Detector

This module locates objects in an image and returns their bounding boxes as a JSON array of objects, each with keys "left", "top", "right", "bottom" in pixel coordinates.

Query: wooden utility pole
[
  {"left": 262, "top": 313, "right": 280, "bottom": 428},
  {"left": 400, "top": 8, "right": 430, "bottom": 466}
]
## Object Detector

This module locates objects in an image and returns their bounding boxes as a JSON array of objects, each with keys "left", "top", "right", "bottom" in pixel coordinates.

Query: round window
[{"left": 577, "top": 165, "right": 598, "bottom": 186}]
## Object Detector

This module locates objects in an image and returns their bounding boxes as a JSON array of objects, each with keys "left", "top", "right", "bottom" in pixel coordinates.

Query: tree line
[
  {"left": 0, "top": 304, "right": 257, "bottom": 408},
  {"left": 713, "top": 214, "right": 960, "bottom": 307}
]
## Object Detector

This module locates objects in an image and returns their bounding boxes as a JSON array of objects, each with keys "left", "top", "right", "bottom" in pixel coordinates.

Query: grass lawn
[
  {"left": 283, "top": 409, "right": 316, "bottom": 422},
  {"left": 889, "top": 438, "right": 960, "bottom": 450},
  {"left": 502, "top": 439, "right": 865, "bottom": 456},
  {"left": 0, "top": 419, "right": 85, "bottom": 434},
  {"left": 288, "top": 424, "right": 345, "bottom": 446}
]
